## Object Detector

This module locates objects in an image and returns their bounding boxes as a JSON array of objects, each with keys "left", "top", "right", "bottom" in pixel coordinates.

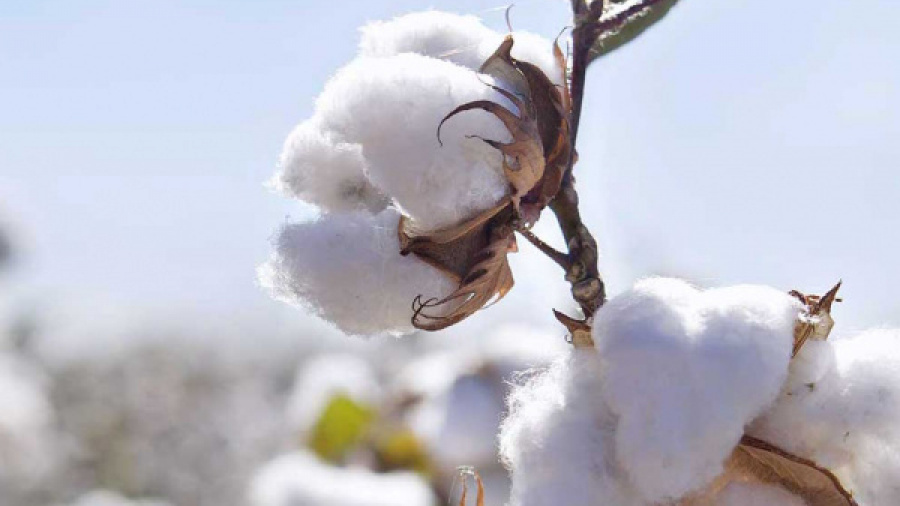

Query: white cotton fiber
[
  {"left": 259, "top": 208, "right": 455, "bottom": 336},
  {"left": 500, "top": 351, "right": 640, "bottom": 506},
  {"left": 247, "top": 451, "right": 435, "bottom": 506},
  {"left": 315, "top": 53, "right": 512, "bottom": 231},
  {"left": 272, "top": 120, "right": 388, "bottom": 213},
  {"left": 0, "top": 353, "right": 56, "bottom": 483},
  {"left": 750, "top": 328, "right": 900, "bottom": 504},
  {"left": 359, "top": 11, "right": 497, "bottom": 70},
  {"left": 592, "top": 278, "right": 801, "bottom": 503}
]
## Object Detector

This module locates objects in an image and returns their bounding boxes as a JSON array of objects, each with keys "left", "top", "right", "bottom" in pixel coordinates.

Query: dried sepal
[
  {"left": 790, "top": 281, "right": 842, "bottom": 357},
  {"left": 553, "top": 309, "right": 595, "bottom": 348},
  {"left": 411, "top": 226, "right": 517, "bottom": 331},
  {"left": 725, "top": 435, "right": 858, "bottom": 506},
  {"left": 456, "top": 467, "right": 486, "bottom": 506}
]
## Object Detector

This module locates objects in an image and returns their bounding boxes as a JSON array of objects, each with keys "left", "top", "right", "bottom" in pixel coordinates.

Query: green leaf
[
  {"left": 589, "top": 0, "right": 680, "bottom": 61},
  {"left": 307, "top": 393, "right": 375, "bottom": 463}
]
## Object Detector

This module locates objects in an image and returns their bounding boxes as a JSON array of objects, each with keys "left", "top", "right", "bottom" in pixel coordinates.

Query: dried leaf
[
  {"left": 790, "top": 281, "right": 842, "bottom": 357},
  {"left": 589, "top": 0, "right": 681, "bottom": 61},
  {"left": 411, "top": 227, "right": 517, "bottom": 331},
  {"left": 727, "top": 435, "right": 858, "bottom": 506}
]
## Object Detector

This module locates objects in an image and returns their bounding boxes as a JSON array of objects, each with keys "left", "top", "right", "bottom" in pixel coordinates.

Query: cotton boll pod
[
  {"left": 315, "top": 54, "right": 512, "bottom": 232},
  {"left": 592, "top": 278, "right": 801, "bottom": 503},
  {"left": 359, "top": 11, "right": 497, "bottom": 70},
  {"left": 708, "top": 481, "right": 807, "bottom": 506},
  {"left": 272, "top": 120, "right": 388, "bottom": 213},
  {"left": 247, "top": 450, "right": 436, "bottom": 506},
  {"left": 259, "top": 208, "right": 456, "bottom": 335}
]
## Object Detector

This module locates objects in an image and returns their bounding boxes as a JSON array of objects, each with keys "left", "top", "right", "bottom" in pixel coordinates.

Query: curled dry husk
[{"left": 401, "top": 35, "right": 573, "bottom": 331}]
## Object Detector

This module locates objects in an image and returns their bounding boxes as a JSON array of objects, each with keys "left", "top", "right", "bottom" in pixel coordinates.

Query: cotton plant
[{"left": 262, "top": 1, "right": 894, "bottom": 505}]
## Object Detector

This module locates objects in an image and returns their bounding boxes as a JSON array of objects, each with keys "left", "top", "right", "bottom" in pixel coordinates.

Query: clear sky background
[{"left": 1, "top": 0, "right": 898, "bottom": 340}]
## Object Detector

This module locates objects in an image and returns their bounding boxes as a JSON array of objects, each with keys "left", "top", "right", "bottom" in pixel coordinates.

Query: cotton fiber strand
[
  {"left": 592, "top": 278, "right": 801, "bottom": 502},
  {"left": 315, "top": 53, "right": 512, "bottom": 231},
  {"left": 750, "top": 328, "right": 900, "bottom": 504},
  {"left": 248, "top": 451, "right": 435, "bottom": 506},
  {"left": 273, "top": 120, "right": 387, "bottom": 213},
  {"left": 500, "top": 351, "right": 640, "bottom": 506},
  {"left": 259, "top": 208, "right": 454, "bottom": 335}
]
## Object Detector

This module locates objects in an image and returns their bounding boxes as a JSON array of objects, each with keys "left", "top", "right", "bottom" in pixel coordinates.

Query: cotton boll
[
  {"left": 0, "top": 353, "right": 56, "bottom": 485},
  {"left": 359, "top": 11, "right": 497, "bottom": 70},
  {"left": 750, "top": 329, "right": 900, "bottom": 503},
  {"left": 248, "top": 451, "right": 436, "bottom": 506},
  {"left": 272, "top": 120, "right": 388, "bottom": 213},
  {"left": 592, "top": 278, "right": 800, "bottom": 503},
  {"left": 712, "top": 481, "right": 808, "bottom": 506},
  {"left": 500, "top": 351, "right": 641, "bottom": 506},
  {"left": 315, "top": 54, "right": 512, "bottom": 231},
  {"left": 286, "top": 352, "right": 381, "bottom": 434},
  {"left": 259, "top": 208, "right": 455, "bottom": 336}
]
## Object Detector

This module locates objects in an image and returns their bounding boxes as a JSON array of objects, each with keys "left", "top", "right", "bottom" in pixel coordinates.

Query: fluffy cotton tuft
[
  {"left": 592, "top": 278, "right": 801, "bottom": 502},
  {"left": 315, "top": 53, "right": 512, "bottom": 231},
  {"left": 259, "top": 208, "right": 455, "bottom": 335},
  {"left": 272, "top": 120, "right": 388, "bottom": 213},
  {"left": 750, "top": 328, "right": 900, "bottom": 504},
  {"left": 248, "top": 451, "right": 435, "bottom": 506},
  {"left": 500, "top": 351, "right": 640, "bottom": 506}
]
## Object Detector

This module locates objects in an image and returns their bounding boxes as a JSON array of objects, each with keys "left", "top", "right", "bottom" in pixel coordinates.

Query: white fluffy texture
[
  {"left": 286, "top": 353, "right": 381, "bottom": 433},
  {"left": 712, "top": 481, "right": 808, "bottom": 506},
  {"left": 750, "top": 328, "right": 900, "bottom": 504},
  {"left": 0, "top": 354, "right": 56, "bottom": 483},
  {"left": 500, "top": 351, "right": 640, "bottom": 506},
  {"left": 273, "top": 120, "right": 387, "bottom": 213},
  {"left": 315, "top": 53, "right": 511, "bottom": 231},
  {"left": 592, "top": 278, "right": 801, "bottom": 503},
  {"left": 259, "top": 208, "right": 455, "bottom": 335},
  {"left": 61, "top": 490, "right": 173, "bottom": 506},
  {"left": 248, "top": 451, "right": 435, "bottom": 506}
]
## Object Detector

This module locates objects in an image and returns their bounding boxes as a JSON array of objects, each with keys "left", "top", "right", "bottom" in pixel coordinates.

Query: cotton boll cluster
[
  {"left": 593, "top": 278, "right": 801, "bottom": 502},
  {"left": 264, "top": 11, "right": 562, "bottom": 335},
  {"left": 500, "top": 278, "right": 805, "bottom": 506},
  {"left": 248, "top": 451, "right": 436, "bottom": 506},
  {"left": 749, "top": 328, "right": 900, "bottom": 504},
  {"left": 259, "top": 209, "right": 456, "bottom": 336}
]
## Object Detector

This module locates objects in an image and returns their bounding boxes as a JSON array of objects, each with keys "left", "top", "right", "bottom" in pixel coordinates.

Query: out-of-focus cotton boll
[
  {"left": 0, "top": 353, "right": 56, "bottom": 485},
  {"left": 500, "top": 351, "right": 640, "bottom": 506},
  {"left": 592, "top": 278, "right": 800, "bottom": 503},
  {"left": 60, "top": 490, "right": 173, "bottom": 506},
  {"left": 316, "top": 54, "right": 512, "bottom": 231},
  {"left": 248, "top": 451, "right": 436, "bottom": 506},
  {"left": 750, "top": 329, "right": 900, "bottom": 504},
  {"left": 259, "top": 208, "right": 455, "bottom": 335},
  {"left": 272, "top": 120, "right": 388, "bottom": 213},
  {"left": 286, "top": 353, "right": 381, "bottom": 434},
  {"left": 359, "top": 11, "right": 497, "bottom": 70},
  {"left": 711, "top": 481, "right": 807, "bottom": 506}
]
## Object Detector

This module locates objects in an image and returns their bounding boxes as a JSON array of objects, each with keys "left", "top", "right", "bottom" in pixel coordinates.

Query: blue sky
[{"left": 1, "top": 0, "right": 898, "bottom": 337}]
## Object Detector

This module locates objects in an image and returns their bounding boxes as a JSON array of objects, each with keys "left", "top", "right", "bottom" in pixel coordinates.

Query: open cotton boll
[
  {"left": 500, "top": 351, "right": 640, "bottom": 506},
  {"left": 248, "top": 451, "right": 436, "bottom": 506},
  {"left": 259, "top": 208, "right": 455, "bottom": 336},
  {"left": 272, "top": 120, "right": 388, "bottom": 213},
  {"left": 592, "top": 278, "right": 800, "bottom": 503},
  {"left": 286, "top": 352, "right": 381, "bottom": 434},
  {"left": 315, "top": 53, "right": 512, "bottom": 231},
  {"left": 750, "top": 329, "right": 900, "bottom": 504},
  {"left": 359, "top": 11, "right": 497, "bottom": 70}
]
